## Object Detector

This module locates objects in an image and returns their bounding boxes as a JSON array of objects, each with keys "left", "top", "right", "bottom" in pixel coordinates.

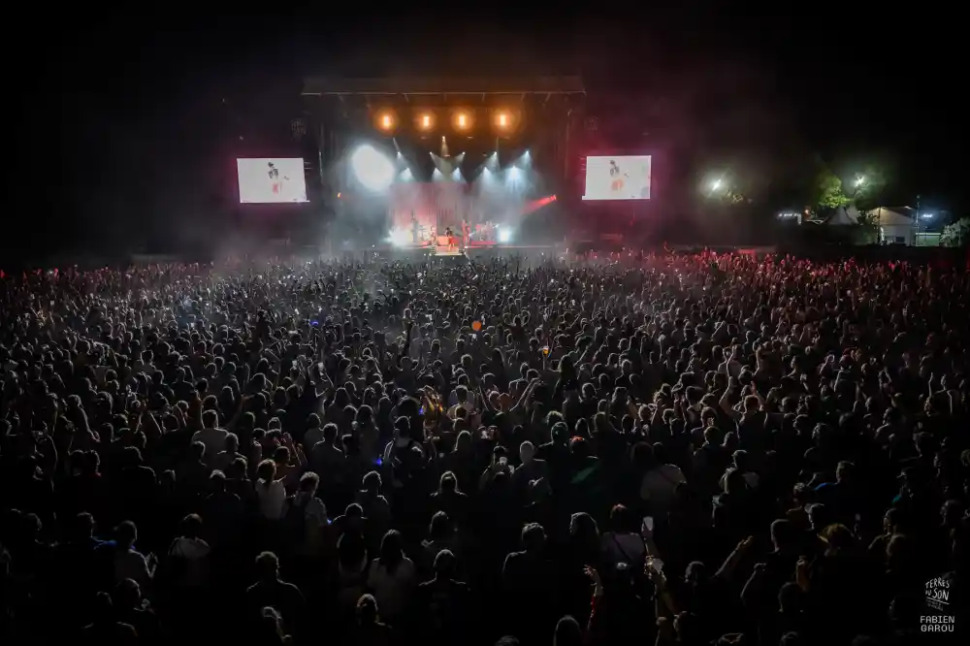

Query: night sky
[{"left": 11, "top": 6, "right": 964, "bottom": 261}]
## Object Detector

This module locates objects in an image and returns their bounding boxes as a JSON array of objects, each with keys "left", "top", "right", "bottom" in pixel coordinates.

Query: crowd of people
[{"left": 0, "top": 251, "right": 967, "bottom": 645}]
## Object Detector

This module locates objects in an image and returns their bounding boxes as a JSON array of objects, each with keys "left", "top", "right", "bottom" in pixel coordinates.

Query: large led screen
[
  {"left": 582, "top": 155, "right": 651, "bottom": 200},
  {"left": 237, "top": 158, "right": 308, "bottom": 203}
]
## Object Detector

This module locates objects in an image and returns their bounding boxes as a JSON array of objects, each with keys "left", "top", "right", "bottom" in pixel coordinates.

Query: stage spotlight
[
  {"left": 350, "top": 145, "right": 395, "bottom": 192},
  {"left": 375, "top": 110, "right": 397, "bottom": 133},
  {"left": 507, "top": 166, "right": 520, "bottom": 179},
  {"left": 497, "top": 227, "right": 512, "bottom": 244},
  {"left": 399, "top": 168, "right": 413, "bottom": 182},
  {"left": 493, "top": 110, "right": 516, "bottom": 133},
  {"left": 417, "top": 112, "right": 435, "bottom": 131},
  {"left": 452, "top": 110, "right": 473, "bottom": 132}
]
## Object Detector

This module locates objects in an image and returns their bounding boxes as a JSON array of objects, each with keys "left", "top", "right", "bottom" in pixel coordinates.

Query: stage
[{"left": 364, "top": 242, "right": 560, "bottom": 260}]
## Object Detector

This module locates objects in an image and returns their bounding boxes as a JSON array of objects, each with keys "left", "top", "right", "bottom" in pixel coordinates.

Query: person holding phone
[{"left": 479, "top": 446, "right": 512, "bottom": 490}]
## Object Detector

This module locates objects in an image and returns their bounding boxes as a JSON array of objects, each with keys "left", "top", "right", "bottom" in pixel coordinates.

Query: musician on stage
[
  {"left": 461, "top": 219, "right": 471, "bottom": 249},
  {"left": 445, "top": 227, "right": 456, "bottom": 251},
  {"left": 411, "top": 213, "right": 420, "bottom": 245}
]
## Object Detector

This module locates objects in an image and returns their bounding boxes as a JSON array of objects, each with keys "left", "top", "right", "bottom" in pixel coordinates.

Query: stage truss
[{"left": 301, "top": 76, "right": 585, "bottom": 185}]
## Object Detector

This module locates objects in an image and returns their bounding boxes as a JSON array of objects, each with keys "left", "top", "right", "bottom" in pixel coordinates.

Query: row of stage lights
[
  {"left": 350, "top": 145, "right": 530, "bottom": 193},
  {"left": 374, "top": 108, "right": 519, "bottom": 135}
]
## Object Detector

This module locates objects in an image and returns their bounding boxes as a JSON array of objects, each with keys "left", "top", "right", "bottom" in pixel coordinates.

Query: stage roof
[{"left": 302, "top": 76, "right": 585, "bottom": 96}]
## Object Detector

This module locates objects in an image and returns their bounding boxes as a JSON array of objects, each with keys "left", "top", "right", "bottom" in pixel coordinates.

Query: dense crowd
[{"left": 0, "top": 251, "right": 967, "bottom": 645}]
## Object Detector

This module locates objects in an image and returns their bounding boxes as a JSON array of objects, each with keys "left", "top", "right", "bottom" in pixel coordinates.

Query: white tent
[{"left": 871, "top": 207, "right": 915, "bottom": 245}]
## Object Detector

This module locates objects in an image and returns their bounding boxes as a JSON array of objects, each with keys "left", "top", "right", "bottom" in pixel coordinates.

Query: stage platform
[
  {"left": 432, "top": 248, "right": 465, "bottom": 257},
  {"left": 346, "top": 244, "right": 559, "bottom": 261}
]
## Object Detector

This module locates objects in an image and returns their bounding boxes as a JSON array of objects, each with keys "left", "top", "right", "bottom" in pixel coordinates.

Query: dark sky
[{"left": 12, "top": 6, "right": 965, "bottom": 258}]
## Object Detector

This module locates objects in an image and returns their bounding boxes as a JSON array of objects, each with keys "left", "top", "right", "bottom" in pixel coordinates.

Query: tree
[
  {"left": 941, "top": 218, "right": 970, "bottom": 247},
  {"left": 815, "top": 169, "right": 850, "bottom": 210}
]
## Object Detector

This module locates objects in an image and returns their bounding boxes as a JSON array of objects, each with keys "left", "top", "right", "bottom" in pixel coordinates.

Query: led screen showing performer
[
  {"left": 236, "top": 158, "right": 308, "bottom": 203},
  {"left": 582, "top": 155, "right": 651, "bottom": 200}
]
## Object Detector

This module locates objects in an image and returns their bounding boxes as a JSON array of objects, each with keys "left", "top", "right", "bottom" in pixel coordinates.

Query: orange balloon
[{"left": 471, "top": 320, "right": 482, "bottom": 331}]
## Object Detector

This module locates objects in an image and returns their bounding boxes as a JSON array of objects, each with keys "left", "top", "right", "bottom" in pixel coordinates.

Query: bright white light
[
  {"left": 432, "top": 168, "right": 443, "bottom": 181},
  {"left": 399, "top": 168, "right": 413, "bottom": 182},
  {"left": 921, "top": 212, "right": 934, "bottom": 219},
  {"left": 711, "top": 179, "right": 722, "bottom": 191},
  {"left": 497, "top": 227, "right": 513, "bottom": 243},
  {"left": 387, "top": 228, "right": 410, "bottom": 247},
  {"left": 351, "top": 145, "right": 394, "bottom": 192},
  {"left": 508, "top": 167, "right": 520, "bottom": 179},
  {"left": 855, "top": 176, "right": 866, "bottom": 187}
]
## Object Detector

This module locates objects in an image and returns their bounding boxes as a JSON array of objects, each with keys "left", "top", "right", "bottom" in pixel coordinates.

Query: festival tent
[{"left": 870, "top": 207, "right": 915, "bottom": 245}]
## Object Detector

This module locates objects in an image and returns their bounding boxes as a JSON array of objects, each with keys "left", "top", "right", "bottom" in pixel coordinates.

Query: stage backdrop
[{"left": 388, "top": 183, "right": 516, "bottom": 233}]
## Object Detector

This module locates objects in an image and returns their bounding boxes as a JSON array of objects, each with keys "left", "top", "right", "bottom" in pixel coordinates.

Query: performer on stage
[
  {"left": 411, "top": 213, "right": 420, "bottom": 245},
  {"left": 609, "top": 159, "right": 627, "bottom": 194},
  {"left": 445, "top": 227, "right": 456, "bottom": 251},
  {"left": 461, "top": 219, "right": 471, "bottom": 249}
]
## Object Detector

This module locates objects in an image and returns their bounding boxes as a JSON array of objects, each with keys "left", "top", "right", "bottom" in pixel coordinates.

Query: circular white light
[{"left": 351, "top": 145, "right": 395, "bottom": 192}]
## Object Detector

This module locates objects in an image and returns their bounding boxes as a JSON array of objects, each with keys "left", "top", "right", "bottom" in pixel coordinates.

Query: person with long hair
[
  {"left": 366, "top": 529, "right": 416, "bottom": 625},
  {"left": 255, "top": 460, "right": 286, "bottom": 522},
  {"left": 347, "top": 594, "right": 394, "bottom": 646}
]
